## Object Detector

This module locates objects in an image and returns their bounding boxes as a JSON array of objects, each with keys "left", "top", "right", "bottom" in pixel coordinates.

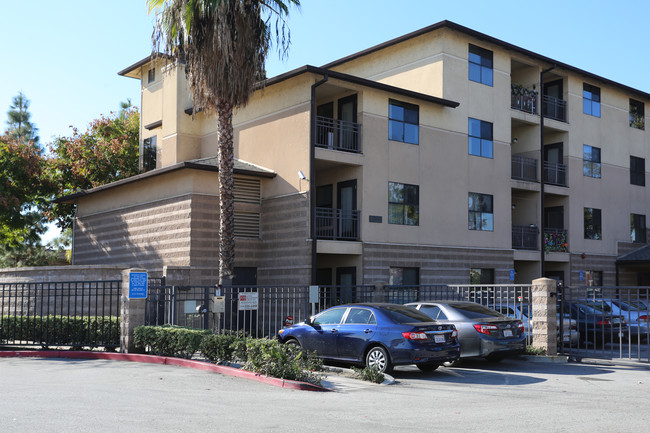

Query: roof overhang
[{"left": 617, "top": 245, "right": 650, "bottom": 265}]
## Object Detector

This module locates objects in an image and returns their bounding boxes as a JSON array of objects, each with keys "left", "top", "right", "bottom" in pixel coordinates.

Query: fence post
[
  {"left": 120, "top": 268, "right": 148, "bottom": 353},
  {"left": 531, "top": 277, "right": 558, "bottom": 355}
]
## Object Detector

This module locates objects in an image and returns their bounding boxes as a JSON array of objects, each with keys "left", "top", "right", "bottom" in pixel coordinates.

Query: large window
[
  {"left": 584, "top": 208, "right": 602, "bottom": 240},
  {"left": 583, "top": 83, "right": 601, "bottom": 117},
  {"left": 583, "top": 145, "right": 601, "bottom": 178},
  {"left": 468, "top": 44, "right": 493, "bottom": 86},
  {"left": 630, "top": 99, "right": 645, "bottom": 130},
  {"left": 470, "top": 268, "right": 494, "bottom": 284},
  {"left": 388, "top": 99, "right": 419, "bottom": 144},
  {"left": 631, "top": 156, "right": 645, "bottom": 186},
  {"left": 389, "top": 267, "right": 420, "bottom": 285},
  {"left": 468, "top": 193, "right": 493, "bottom": 231},
  {"left": 468, "top": 118, "right": 493, "bottom": 158},
  {"left": 631, "top": 214, "right": 647, "bottom": 243},
  {"left": 142, "top": 136, "right": 157, "bottom": 172},
  {"left": 388, "top": 182, "right": 419, "bottom": 225}
]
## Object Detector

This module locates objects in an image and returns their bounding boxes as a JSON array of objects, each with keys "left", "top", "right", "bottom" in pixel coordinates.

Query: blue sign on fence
[{"left": 129, "top": 272, "right": 148, "bottom": 299}]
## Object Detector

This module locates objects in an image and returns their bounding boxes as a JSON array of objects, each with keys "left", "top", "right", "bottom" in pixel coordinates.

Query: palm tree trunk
[{"left": 217, "top": 97, "right": 235, "bottom": 286}]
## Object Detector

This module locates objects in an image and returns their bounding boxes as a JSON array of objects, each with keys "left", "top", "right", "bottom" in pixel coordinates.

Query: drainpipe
[
  {"left": 310, "top": 74, "right": 329, "bottom": 285},
  {"left": 540, "top": 65, "right": 556, "bottom": 278},
  {"left": 71, "top": 202, "right": 77, "bottom": 265}
]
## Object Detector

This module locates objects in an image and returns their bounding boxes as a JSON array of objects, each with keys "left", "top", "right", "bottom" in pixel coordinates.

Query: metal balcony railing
[
  {"left": 542, "top": 94, "right": 567, "bottom": 122},
  {"left": 511, "top": 92, "right": 537, "bottom": 115},
  {"left": 512, "top": 225, "right": 538, "bottom": 250},
  {"left": 315, "top": 116, "right": 361, "bottom": 153},
  {"left": 543, "top": 161, "right": 567, "bottom": 186},
  {"left": 511, "top": 155, "right": 538, "bottom": 182},
  {"left": 315, "top": 207, "right": 360, "bottom": 241}
]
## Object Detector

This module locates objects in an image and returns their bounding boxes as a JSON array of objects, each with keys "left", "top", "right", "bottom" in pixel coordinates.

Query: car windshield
[
  {"left": 576, "top": 303, "right": 608, "bottom": 314},
  {"left": 453, "top": 303, "right": 504, "bottom": 318},
  {"left": 584, "top": 301, "right": 612, "bottom": 313},
  {"left": 612, "top": 300, "right": 648, "bottom": 311},
  {"left": 380, "top": 305, "right": 434, "bottom": 323}
]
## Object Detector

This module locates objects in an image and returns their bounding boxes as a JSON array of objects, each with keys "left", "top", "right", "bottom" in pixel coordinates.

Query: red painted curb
[{"left": 0, "top": 350, "right": 330, "bottom": 392}]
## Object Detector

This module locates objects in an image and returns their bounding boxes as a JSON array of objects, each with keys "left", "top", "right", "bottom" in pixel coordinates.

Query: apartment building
[{"left": 59, "top": 20, "right": 650, "bottom": 288}]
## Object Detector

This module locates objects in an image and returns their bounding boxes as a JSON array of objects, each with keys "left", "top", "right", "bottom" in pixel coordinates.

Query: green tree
[
  {"left": 148, "top": 0, "right": 299, "bottom": 285},
  {"left": 47, "top": 107, "right": 140, "bottom": 229},
  {"left": 6, "top": 91, "right": 39, "bottom": 147}
]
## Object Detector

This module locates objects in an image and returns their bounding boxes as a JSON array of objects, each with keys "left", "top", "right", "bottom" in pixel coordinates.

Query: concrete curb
[
  {"left": 519, "top": 354, "right": 569, "bottom": 363},
  {"left": 0, "top": 350, "right": 331, "bottom": 392}
]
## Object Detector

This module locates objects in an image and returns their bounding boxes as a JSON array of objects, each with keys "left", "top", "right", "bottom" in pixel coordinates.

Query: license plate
[
  {"left": 503, "top": 330, "right": 513, "bottom": 337},
  {"left": 434, "top": 335, "right": 445, "bottom": 343}
]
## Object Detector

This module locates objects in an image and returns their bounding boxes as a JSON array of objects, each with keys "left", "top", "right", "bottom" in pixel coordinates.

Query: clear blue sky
[{"left": 2, "top": 0, "right": 649, "bottom": 146}]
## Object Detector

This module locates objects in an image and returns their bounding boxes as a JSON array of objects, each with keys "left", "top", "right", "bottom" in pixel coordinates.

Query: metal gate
[{"left": 559, "top": 286, "right": 650, "bottom": 363}]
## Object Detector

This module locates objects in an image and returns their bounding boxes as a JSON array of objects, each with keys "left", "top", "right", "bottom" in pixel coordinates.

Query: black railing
[
  {"left": 512, "top": 225, "right": 538, "bottom": 250},
  {"left": 542, "top": 94, "right": 567, "bottom": 122},
  {"left": 511, "top": 155, "right": 538, "bottom": 182},
  {"left": 315, "top": 116, "right": 361, "bottom": 153},
  {"left": 543, "top": 160, "right": 567, "bottom": 186},
  {"left": 511, "top": 92, "right": 537, "bottom": 114},
  {"left": 315, "top": 207, "right": 360, "bottom": 241}
]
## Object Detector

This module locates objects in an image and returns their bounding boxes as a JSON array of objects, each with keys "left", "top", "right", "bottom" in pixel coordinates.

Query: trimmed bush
[
  {"left": 134, "top": 325, "right": 211, "bottom": 359},
  {"left": 199, "top": 332, "right": 242, "bottom": 364}
]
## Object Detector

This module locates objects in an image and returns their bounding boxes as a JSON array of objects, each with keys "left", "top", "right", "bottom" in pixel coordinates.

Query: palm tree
[{"left": 147, "top": 0, "right": 299, "bottom": 285}]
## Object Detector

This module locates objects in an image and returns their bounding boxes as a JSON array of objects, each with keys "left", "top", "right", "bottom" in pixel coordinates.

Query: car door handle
[
  {"left": 329, "top": 329, "right": 338, "bottom": 334},
  {"left": 364, "top": 329, "right": 373, "bottom": 333}
]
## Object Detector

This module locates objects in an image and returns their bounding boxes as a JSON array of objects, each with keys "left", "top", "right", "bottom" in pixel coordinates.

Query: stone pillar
[
  {"left": 531, "top": 277, "right": 558, "bottom": 355},
  {"left": 120, "top": 268, "right": 148, "bottom": 353}
]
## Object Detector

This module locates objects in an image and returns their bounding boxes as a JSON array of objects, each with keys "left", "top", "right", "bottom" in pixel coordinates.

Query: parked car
[
  {"left": 277, "top": 303, "right": 461, "bottom": 373},
  {"left": 595, "top": 299, "right": 650, "bottom": 339},
  {"left": 563, "top": 301, "right": 628, "bottom": 346},
  {"left": 404, "top": 301, "right": 525, "bottom": 365},
  {"left": 490, "top": 303, "right": 580, "bottom": 346}
]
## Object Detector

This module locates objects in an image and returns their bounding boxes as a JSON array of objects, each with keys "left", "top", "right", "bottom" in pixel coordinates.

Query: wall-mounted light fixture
[{"left": 298, "top": 170, "right": 307, "bottom": 180}]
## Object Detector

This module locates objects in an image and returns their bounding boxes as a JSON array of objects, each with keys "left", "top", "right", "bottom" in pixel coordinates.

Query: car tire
[
  {"left": 365, "top": 346, "right": 392, "bottom": 374},
  {"left": 285, "top": 338, "right": 301, "bottom": 349},
  {"left": 416, "top": 362, "right": 439, "bottom": 372},
  {"left": 442, "top": 359, "right": 462, "bottom": 367}
]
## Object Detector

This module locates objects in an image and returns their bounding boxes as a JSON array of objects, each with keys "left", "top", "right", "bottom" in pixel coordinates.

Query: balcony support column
[{"left": 540, "top": 65, "right": 556, "bottom": 278}]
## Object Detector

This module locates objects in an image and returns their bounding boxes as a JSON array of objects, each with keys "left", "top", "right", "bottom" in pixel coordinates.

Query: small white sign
[
  {"left": 309, "top": 286, "right": 319, "bottom": 303},
  {"left": 184, "top": 300, "right": 199, "bottom": 314},
  {"left": 238, "top": 292, "right": 259, "bottom": 311},
  {"left": 213, "top": 296, "right": 226, "bottom": 313}
]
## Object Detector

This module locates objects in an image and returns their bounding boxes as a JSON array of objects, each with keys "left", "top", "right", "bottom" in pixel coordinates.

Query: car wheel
[
  {"left": 285, "top": 338, "right": 301, "bottom": 349},
  {"left": 442, "top": 359, "right": 462, "bottom": 367},
  {"left": 365, "top": 346, "right": 392, "bottom": 374},
  {"left": 485, "top": 354, "right": 505, "bottom": 362},
  {"left": 416, "top": 362, "right": 439, "bottom": 372}
]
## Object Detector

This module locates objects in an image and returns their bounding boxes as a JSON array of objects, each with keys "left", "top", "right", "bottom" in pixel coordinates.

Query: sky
[{"left": 1, "top": 0, "right": 649, "bottom": 241}]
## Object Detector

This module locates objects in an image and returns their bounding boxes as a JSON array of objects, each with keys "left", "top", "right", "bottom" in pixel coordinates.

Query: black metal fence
[{"left": 0, "top": 281, "right": 121, "bottom": 349}]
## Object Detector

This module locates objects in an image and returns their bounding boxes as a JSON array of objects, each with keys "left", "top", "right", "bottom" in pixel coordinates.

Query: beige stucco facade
[{"left": 66, "top": 21, "right": 649, "bottom": 287}]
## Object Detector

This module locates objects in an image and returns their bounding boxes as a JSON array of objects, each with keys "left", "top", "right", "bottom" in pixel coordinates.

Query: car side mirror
[{"left": 304, "top": 316, "right": 313, "bottom": 326}]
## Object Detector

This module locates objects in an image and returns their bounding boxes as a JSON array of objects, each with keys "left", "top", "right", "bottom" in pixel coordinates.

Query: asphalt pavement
[{"left": 1, "top": 354, "right": 648, "bottom": 433}]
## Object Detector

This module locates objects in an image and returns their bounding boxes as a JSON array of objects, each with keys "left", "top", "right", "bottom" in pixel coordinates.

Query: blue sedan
[{"left": 277, "top": 303, "right": 460, "bottom": 373}]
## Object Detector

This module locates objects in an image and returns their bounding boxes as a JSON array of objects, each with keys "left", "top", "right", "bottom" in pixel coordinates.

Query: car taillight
[
  {"left": 451, "top": 329, "right": 458, "bottom": 339},
  {"left": 517, "top": 322, "right": 525, "bottom": 332},
  {"left": 597, "top": 320, "right": 611, "bottom": 326},
  {"left": 403, "top": 331, "right": 428, "bottom": 340},
  {"left": 473, "top": 324, "right": 498, "bottom": 335},
  {"left": 638, "top": 315, "right": 649, "bottom": 322}
]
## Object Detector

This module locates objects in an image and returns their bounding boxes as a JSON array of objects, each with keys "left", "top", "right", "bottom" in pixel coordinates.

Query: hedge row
[
  {"left": 134, "top": 326, "right": 324, "bottom": 385},
  {"left": 0, "top": 315, "right": 120, "bottom": 349}
]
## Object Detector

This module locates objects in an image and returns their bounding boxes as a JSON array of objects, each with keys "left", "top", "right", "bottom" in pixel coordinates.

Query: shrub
[
  {"left": 134, "top": 325, "right": 211, "bottom": 359},
  {"left": 352, "top": 366, "right": 385, "bottom": 384},
  {"left": 525, "top": 345, "right": 547, "bottom": 356},
  {"left": 199, "top": 332, "right": 241, "bottom": 364}
]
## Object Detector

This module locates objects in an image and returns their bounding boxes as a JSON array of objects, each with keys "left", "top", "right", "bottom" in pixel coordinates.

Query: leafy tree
[
  {"left": 6, "top": 91, "right": 39, "bottom": 147},
  {"left": 148, "top": 0, "right": 299, "bottom": 285},
  {"left": 47, "top": 107, "right": 140, "bottom": 229}
]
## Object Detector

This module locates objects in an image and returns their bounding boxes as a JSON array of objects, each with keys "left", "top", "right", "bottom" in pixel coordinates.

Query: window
[
  {"left": 631, "top": 214, "right": 647, "bottom": 243},
  {"left": 584, "top": 270, "right": 602, "bottom": 287},
  {"left": 313, "top": 308, "right": 346, "bottom": 326},
  {"left": 468, "top": 193, "right": 493, "bottom": 231},
  {"left": 468, "top": 44, "right": 493, "bottom": 86},
  {"left": 583, "top": 83, "right": 601, "bottom": 117},
  {"left": 142, "top": 136, "right": 157, "bottom": 172},
  {"left": 388, "top": 100, "right": 419, "bottom": 144},
  {"left": 584, "top": 208, "right": 602, "bottom": 240},
  {"left": 630, "top": 99, "right": 645, "bottom": 130},
  {"left": 583, "top": 145, "right": 601, "bottom": 178},
  {"left": 344, "top": 308, "right": 376, "bottom": 325},
  {"left": 388, "top": 182, "right": 419, "bottom": 225},
  {"left": 389, "top": 267, "right": 420, "bottom": 285},
  {"left": 468, "top": 118, "right": 493, "bottom": 158},
  {"left": 148, "top": 68, "right": 155, "bottom": 84},
  {"left": 631, "top": 156, "right": 645, "bottom": 186},
  {"left": 470, "top": 268, "right": 495, "bottom": 284}
]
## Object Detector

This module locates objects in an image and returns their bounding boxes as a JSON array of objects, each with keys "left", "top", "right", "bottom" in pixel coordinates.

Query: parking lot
[{"left": 1, "top": 356, "right": 648, "bottom": 433}]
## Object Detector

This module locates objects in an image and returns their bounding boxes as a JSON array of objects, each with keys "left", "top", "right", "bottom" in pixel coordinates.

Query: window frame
[
  {"left": 147, "top": 68, "right": 155, "bottom": 84},
  {"left": 630, "top": 156, "right": 645, "bottom": 186},
  {"left": 583, "top": 83, "right": 601, "bottom": 117},
  {"left": 388, "top": 182, "right": 419, "bottom": 226},
  {"left": 583, "top": 145, "right": 601, "bottom": 178},
  {"left": 142, "top": 136, "right": 157, "bottom": 172},
  {"left": 468, "top": 192, "right": 494, "bottom": 231},
  {"left": 388, "top": 99, "right": 419, "bottom": 145},
  {"left": 584, "top": 207, "right": 602, "bottom": 240},
  {"left": 630, "top": 99, "right": 645, "bottom": 130},
  {"left": 468, "top": 118, "right": 493, "bottom": 158},
  {"left": 389, "top": 267, "right": 420, "bottom": 285},
  {"left": 470, "top": 268, "right": 495, "bottom": 284},
  {"left": 631, "top": 213, "right": 647, "bottom": 243},
  {"left": 468, "top": 44, "right": 493, "bottom": 86}
]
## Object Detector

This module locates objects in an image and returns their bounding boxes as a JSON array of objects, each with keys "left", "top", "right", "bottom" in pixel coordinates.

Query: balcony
[
  {"left": 512, "top": 225, "right": 538, "bottom": 250},
  {"left": 511, "top": 86, "right": 538, "bottom": 115},
  {"left": 543, "top": 229, "right": 568, "bottom": 253},
  {"left": 315, "top": 207, "right": 360, "bottom": 241},
  {"left": 543, "top": 161, "right": 567, "bottom": 187},
  {"left": 542, "top": 95, "right": 567, "bottom": 122},
  {"left": 315, "top": 116, "right": 361, "bottom": 153},
  {"left": 511, "top": 155, "right": 538, "bottom": 182}
]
